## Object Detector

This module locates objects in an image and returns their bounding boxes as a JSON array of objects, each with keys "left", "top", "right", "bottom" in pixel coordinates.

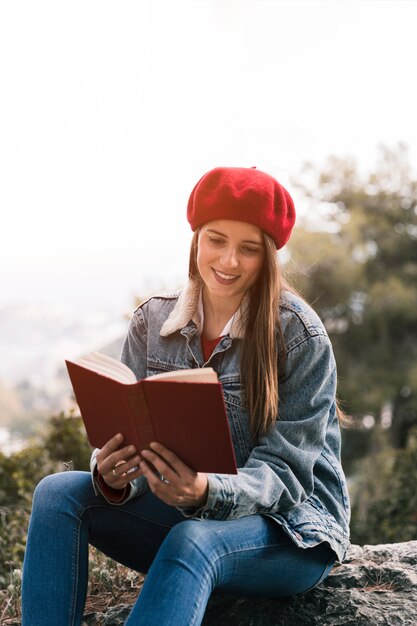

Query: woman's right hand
[{"left": 95, "top": 433, "right": 143, "bottom": 490}]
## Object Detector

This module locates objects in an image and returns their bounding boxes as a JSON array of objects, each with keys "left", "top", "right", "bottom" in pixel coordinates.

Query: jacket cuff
[
  {"left": 90, "top": 449, "right": 148, "bottom": 505},
  {"left": 96, "top": 470, "right": 131, "bottom": 503},
  {"left": 179, "top": 474, "right": 235, "bottom": 520}
]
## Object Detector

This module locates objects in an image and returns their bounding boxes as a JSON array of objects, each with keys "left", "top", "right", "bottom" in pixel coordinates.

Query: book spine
[{"left": 126, "top": 387, "right": 156, "bottom": 446}]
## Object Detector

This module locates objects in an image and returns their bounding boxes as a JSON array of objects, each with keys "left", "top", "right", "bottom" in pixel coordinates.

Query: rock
[
  {"left": 81, "top": 604, "right": 132, "bottom": 626},
  {"left": 102, "top": 605, "right": 133, "bottom": 626}
]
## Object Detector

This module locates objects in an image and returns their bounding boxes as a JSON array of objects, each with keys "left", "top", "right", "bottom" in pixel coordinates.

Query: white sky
[{"left": 1, "top": 0, "right": 417, "bottom": 314}]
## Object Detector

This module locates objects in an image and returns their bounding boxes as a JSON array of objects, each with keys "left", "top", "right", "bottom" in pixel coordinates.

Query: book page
[
  {"left": 75, "top": 352, "right": 137, "bottom": 384},
  {"left": 146, "top": 367, "right": 218, "bottom": 383}
]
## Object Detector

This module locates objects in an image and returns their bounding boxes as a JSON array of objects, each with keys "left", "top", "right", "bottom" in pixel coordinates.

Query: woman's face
[{"left": 197, "top": 219, "right": 265, "bottom": 305}]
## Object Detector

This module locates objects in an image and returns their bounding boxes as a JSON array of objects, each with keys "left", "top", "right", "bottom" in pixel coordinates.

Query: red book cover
[{"left": 65, "top": 360, "right": 237, "bottom": 474}]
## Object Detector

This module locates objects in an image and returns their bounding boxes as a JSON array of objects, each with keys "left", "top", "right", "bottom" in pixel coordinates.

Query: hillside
[
  {"left": 0, "top": 303, "right": 126, "bottom": 440},
  {"left": 0, "top": 380, "right": 23, "bottom": 426}
]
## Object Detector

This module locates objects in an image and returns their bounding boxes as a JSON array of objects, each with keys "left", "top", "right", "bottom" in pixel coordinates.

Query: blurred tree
[
  {"left": 288, "top": 144, "right": 417, "bottom": 445},
  {"left": 0, "top": 412, "right": 92, "bottom": 585},
  {"left": 0, "top": 452, "right": 21, "bottom": 505},
  {"left": 44, "top": 413, "right": 92, "bottom": 472},
  {"left": 350, "top": 427, "right": 417, "bottom": 544}
]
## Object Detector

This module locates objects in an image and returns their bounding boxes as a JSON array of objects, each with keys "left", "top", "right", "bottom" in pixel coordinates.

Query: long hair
[
  {"left": 239, "top": 233, "right": 284, "bottom": 439},
  {"left": 188, "top": 231, "right": 349, "bottom": 439}
]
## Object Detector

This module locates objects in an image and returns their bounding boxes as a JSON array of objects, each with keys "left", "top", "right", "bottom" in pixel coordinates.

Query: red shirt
[{"left": 201, "top": 335, "right": 223, "bottom": 362}]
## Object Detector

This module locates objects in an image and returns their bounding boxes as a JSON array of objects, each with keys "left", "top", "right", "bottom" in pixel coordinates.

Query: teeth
[{"left": 215, "top": 270, "right": 237, "bottom": 280}]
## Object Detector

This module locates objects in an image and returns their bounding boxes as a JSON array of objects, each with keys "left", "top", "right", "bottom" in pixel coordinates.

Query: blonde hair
[{"left": 189, "top": 231, "right": 348, "bottom": 439}]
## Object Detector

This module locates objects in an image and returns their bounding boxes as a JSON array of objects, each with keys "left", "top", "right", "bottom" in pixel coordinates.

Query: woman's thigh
[{"left": 159, "top": 515, "right": 336, "bottom": 597}]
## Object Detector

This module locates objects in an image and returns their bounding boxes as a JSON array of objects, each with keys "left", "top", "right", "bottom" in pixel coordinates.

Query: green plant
[{"left": 350, "top": 427, "right": 417, "bottom": 544}]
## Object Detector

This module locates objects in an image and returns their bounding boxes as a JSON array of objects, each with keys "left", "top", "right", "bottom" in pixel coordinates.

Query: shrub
[{"left": 350, "top": 428, "right": 417, "bottom": 544}]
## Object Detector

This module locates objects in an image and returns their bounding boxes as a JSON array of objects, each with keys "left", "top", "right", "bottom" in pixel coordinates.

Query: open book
[{"left": 65, "top": 352, "right": 237, "bottom": 474}]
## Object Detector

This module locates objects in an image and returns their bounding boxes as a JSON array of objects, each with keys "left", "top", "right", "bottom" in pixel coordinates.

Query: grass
[{"left": 0, "top": 547, "right": 145, "bottom": 624}]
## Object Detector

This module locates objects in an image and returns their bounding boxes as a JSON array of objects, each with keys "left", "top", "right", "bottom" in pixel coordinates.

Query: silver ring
[
  {"left": 160, "top": 475, "right": 170, "bottom": 484},
  {"left": 112, "top": 468, "right": 118, "bottom": 478}
]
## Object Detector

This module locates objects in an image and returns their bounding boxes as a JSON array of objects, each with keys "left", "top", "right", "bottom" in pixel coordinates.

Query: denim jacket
[{"left": 91, "top": 278, "right": 350, "bottom": 563}]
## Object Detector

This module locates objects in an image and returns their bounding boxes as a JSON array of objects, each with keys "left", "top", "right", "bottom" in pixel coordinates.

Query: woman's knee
[
  {"left": 161, "top": 520, "right": 222, "bottom": 563},
  {"left": 32, "top": 470, "right": 93, "bottom": 512}
]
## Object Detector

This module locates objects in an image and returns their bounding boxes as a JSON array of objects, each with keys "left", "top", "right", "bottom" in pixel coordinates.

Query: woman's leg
[
  {"left": 21, "top": 471, "right": 184, "bottom": 626},
  {"left": 126, "top": 515, "right": 336, "bottom": 626}
]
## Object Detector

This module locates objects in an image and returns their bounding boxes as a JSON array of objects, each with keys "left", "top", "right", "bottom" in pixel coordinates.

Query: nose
[{"left": 220, "top": 246, "right": 239, "bottom": 269}]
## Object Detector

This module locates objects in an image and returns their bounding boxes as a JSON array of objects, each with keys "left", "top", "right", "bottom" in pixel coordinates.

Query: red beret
[{"left": 187, "top": 167, "right": 296, "bottom": 249}]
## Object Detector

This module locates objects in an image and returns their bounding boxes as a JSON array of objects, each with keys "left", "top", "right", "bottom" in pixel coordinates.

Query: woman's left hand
[{"left": 140, "top": 442, "right": 208, "bottom": 509}]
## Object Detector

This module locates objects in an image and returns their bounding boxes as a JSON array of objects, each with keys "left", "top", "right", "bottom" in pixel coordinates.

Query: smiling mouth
[{"left": 212, "top": 268, "right": 240, "bottom": 284}]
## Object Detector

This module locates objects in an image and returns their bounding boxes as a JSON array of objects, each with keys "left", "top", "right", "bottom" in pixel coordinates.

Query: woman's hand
[
  {"left": 140, "top": 442, "right": 209, "bottom": 509},
  {"left": 95, "top": 433, "right": 143, "bottom": 490}
]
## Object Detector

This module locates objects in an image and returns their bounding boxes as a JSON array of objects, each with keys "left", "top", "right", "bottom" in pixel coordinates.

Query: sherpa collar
[{"left": 159, "top": 278, "right": 246, "bottom": 339}]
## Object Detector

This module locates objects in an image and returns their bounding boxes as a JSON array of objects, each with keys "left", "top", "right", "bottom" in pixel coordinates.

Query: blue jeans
[{"left": 21, "top": 471, "right": 336, "bottom": 626}]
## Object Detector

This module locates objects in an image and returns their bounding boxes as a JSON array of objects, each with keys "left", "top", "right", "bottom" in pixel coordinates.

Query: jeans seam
[
  {"left": 69, "top": 517, "right": 82, "bottom": 626},
  {"left": 301, "top": 553, "right": 336, "bottom": 594},
  {"left": 189, "top": 568, "right": 214, "bottom": 626}
]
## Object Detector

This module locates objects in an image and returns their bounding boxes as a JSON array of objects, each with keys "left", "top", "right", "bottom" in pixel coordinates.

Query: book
[{"left": 65, "top": 352, "right": 237, "bottom": 474}]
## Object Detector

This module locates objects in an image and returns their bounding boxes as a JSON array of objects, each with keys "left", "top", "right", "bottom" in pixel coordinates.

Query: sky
[{"left": 1, "top": 0, "right": 417, "bottom": 316}]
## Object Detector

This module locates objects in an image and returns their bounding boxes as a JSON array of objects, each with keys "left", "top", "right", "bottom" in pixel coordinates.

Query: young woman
[{"left": 22, "top": 166, "right": 350, "bottom": 626}]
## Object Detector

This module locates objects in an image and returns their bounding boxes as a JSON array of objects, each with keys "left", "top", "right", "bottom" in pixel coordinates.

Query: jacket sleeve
[
  {"left": 182, "top": 332, "right": 337, "bottom": 520},
  {"left": 120, "top": 308, "right": 149, "bottom": 381}
]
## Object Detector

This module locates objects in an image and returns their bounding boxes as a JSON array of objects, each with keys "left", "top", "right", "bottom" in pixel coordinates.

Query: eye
[
  {"left": 241, "top": 245, "right": 262, "bottom": 255},
  {"left": 208, "top": 236, "right": 225, "bottom": 245}
]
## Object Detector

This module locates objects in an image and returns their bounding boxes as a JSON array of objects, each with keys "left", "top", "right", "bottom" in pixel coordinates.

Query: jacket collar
[{"left": 160, "top": 277, "right": 246, "bottom": 339}]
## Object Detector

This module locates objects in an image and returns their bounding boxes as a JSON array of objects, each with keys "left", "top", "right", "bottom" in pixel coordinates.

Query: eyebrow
[{"left": 205, "top": 228, "right": 264, "bottom": 246}]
